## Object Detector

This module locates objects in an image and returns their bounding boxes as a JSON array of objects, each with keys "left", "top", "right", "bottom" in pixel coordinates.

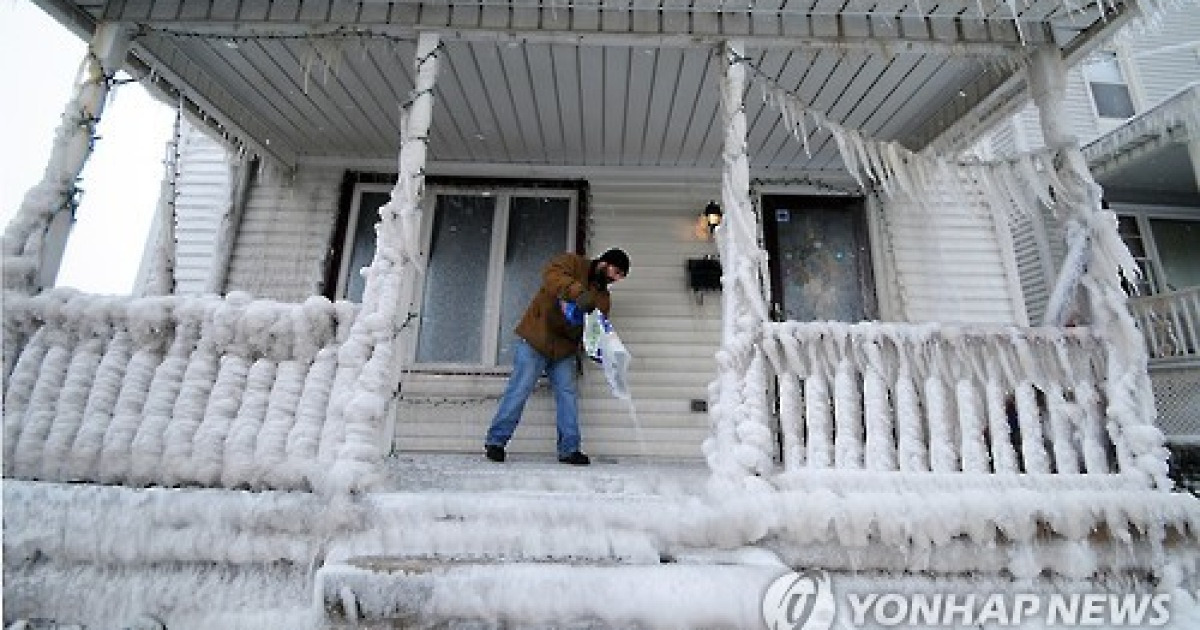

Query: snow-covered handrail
[
  {"left": 0, "top": 289, "right": 379, "bottom": 493},
  {"left": 760, "top": 321, "right": 1163, "bottom": 483}
]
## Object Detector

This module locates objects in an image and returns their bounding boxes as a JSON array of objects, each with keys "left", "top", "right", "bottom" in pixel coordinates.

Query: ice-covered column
[
  {"left": 319, "top": 32, "right": 442, "bottom": 494},
  {"left": 141, "top": 106, "right": 182, "bottom": 296},
  {"left": 2, "top": 23, "right": 133, "bottom": 293},
  {"left": 703, "top": 41, "right": 775, "bottom": 493},
  {"left": 1029, "top": 46, "right": 1167, "bottom": 489}
]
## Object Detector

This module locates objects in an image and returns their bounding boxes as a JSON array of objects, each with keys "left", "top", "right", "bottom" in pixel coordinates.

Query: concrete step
[{"left": 317, "top": 559, "right": 783, "bottom": 627}]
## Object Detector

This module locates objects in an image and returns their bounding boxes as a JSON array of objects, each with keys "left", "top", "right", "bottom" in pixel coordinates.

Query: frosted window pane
[
  {"left": 1091, "top": 83, "right": 1135, "bottom": 119},
  {"left": 496, "top": 197, "right": 571, "bottom": 365},
  {"left": 416, "top": 195, "right": 496, "bottom": 363},
  {"left": 1150, "top": 219, "right": 1200, "bottom": 292},
  {"left": 344, "top": 191, "right": 391, "bottom": 303},
  {"left": 773, "top": 205, "right": 872, "bottom": 322}
]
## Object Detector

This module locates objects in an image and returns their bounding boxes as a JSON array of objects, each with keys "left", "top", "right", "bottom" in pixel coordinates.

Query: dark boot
[
  {"left": 558, "top": 451, "right": 590, "bottom": 466},
  {"left": 485, "top": 445, "right": 506, "bottom": 462}
]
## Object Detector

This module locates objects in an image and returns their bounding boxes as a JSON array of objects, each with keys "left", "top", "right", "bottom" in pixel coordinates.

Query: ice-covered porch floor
[{"left": 378, "top": 451, "right": 710, "bottom": 497}]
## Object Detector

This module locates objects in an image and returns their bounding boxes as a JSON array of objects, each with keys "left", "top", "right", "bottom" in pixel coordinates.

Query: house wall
[
  {"left": 134, "top": 120, "right": 231, "bottom": 296},
  {"left": 393, "top": 175, "right": 723, "bottom": 458},
  {"left": 165, "top": 149, "right": 1024, "bottom": 457},
  {"left": 983, "top": 10, "right": 1200, "bottom": 157},
  {"left": 879, "top": 179, "right": 1026, "bottom": 325},
  {"left": 222, "top": 165, "right": 342, "bottom": 300}
]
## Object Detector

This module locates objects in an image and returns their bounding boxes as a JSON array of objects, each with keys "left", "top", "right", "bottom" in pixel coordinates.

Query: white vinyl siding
[
  {"left": 882, "top": 176, "right": 1024, "bottom": 325},
  {"left": 1126, "top": 11, "right": 1200, "bottom": 107},
  {"left": 223, "top": 164, "right": 342, "bottom": 300},
  {"left": 135, "top": 121, "right": 230, "bottom": 296}
]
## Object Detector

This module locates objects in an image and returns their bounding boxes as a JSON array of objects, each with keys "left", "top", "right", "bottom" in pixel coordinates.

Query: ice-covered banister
[
  {"left": 1, "top": 22, "right": 133, "bottom": 293},
  {"left": 317, "top": 32, "right": 443, "bottom": 493},
  {"left": 703, "top": 40, "right": 775, "bottom": 493},
  {"left": 1028, "top": 46, "right": 1168, "bottom": 489}
]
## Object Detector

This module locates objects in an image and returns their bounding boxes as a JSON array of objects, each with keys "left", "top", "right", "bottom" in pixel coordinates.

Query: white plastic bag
[{"left": 584, "top": 310, "right": 632, "bottom": 401}]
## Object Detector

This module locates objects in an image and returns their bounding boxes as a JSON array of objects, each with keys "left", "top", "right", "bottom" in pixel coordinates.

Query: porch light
[{"left": 702, "top": 201, "right": 723, "bottom": 236}]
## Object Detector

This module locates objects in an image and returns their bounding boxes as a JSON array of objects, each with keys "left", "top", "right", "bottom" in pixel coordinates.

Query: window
[
  {"left": 335, "top": 181, "right": 579, "bottom": 369},
  {"left": 1117, "top": 213, "right": 1200, "bottom": 295},
  {"left": 1082, "top": 51, "right": 1136, "bottom": 119}
]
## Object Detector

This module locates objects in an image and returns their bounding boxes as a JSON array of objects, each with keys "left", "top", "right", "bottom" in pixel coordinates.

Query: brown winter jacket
[{"left": 514, "top": 252, "right": 613, "bottom": 360}]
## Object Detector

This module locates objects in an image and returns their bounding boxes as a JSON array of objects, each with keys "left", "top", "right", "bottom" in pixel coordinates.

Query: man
[{"left": 484, "top": 248, "right": 630, "bottom": 466}]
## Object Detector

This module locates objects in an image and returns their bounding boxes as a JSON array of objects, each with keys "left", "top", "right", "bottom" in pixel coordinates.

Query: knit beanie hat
[{"left": 597, "top": 248, "right": 631, "bottom": 276}]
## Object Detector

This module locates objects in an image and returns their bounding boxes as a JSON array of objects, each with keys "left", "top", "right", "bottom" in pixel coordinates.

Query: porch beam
[
  {"left": 88, "top": 3, "right": 1060, "bottom": 54},
  {"left": 1, "top": 22, "right": 133, "bottom": 292},
  {"left": 129, "top": 37, "right": 299, "bottom": 171}
]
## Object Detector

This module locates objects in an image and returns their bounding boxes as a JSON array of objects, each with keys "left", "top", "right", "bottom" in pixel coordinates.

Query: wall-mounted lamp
[{"left": 702, "top": 201, "right": 723, "bottom": 237}]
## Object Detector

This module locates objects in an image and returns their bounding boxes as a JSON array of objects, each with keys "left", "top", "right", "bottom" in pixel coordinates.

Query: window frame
[
  {"left": 333, "top": 179, "right": 580, "bottom": 373},
  {"left": 1081, "top": 49, "right": 1140, "bottom": 126},
  {"left": 1115, "top": 203, "right": 1200, "bottom": 296}
]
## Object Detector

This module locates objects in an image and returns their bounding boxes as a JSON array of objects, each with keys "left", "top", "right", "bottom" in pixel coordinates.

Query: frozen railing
[
  {"left": 761, "top": 322, "right": 1130, "bottom": 476},
  {"left": 1, "top": 289, "right": 387, "bottom": 493},
  {"left": 1129, "top": 286, "right": 1200, "bottom": 362}
]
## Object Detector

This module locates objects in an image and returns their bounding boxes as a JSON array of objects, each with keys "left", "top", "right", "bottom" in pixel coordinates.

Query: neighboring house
[
  {"left": 975, "top": 13, "right": 1200, "bottom": 475},
  {"left": 5, "top": 0, "right": 1200, "bottom": 627}
]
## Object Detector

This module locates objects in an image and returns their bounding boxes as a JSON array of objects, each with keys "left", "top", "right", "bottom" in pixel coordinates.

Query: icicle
[
  {"left": 1014, "top": 381, "right": 1051, "bottom": 474},
  {"left": 778, "top": 373, "right": 805, "bottom": 471},
  {"left": 804, "top": 334, "right": 834, "bottom": 468},
  {"left": 829, "top": 126, "right": 864, "bottom": 187},
  {"left": 221, "top": 358, "right": 276, "bottom": 488},
  {"left": 127, "top": 315, "right": 199, "bottom": 486},
  {"left": 956, "top": 378, "right": 990, "bottom": 473},
  {"left": 894, "top": 346, "right": 927, "bottom": 472},
  {"left": 189, "top": 354, "right": 250, "bottom": 487},
  {"left": 1046, "top": 383, "right": 1081, "bottom": 474},
  {"left": 924, "top": 367, "right": 957, "bottom": 473},
  {"left": 1074, "top": 380, "right": 1111, "bottom": 474},
  {"left": 984, "top": 368, "right": 1019, "bottom": 474},
  {"left": 65, "top": 327, "right": 133, "bottom": 481},
  {"left": 12, "top": 345, "right": 71, "bottom": 478},
  {"left": 254, "top": 359, "right": 306, "bottom": 487},
  {"left": 98, "top": 334, "right": 165, "bottom": 484},
  {"left": 3, "top": 327, "right": 52, "bottom": 471},
  {"left": 40, "top": 335, "right": 104, "bottom": 481},
  {"left": 284, "top": 348, "right": 338, "bottom": 489},
  {"left": 832, "top": 352, "right": 864, "bottom": 469},
  {"left": 160, "top": 306, "right": 220, "bottom": 486}
]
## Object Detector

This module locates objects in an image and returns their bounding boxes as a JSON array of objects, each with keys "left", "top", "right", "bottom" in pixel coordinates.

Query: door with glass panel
[
  {"left": 338, "top": 184, "right": 577, "bottom": 368},
  {"left": 762, "top": 195, "right": 877, "bottom": 322}
]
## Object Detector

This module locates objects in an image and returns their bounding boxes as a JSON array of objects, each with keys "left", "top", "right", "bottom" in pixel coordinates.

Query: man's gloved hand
[{"left": 560, "top": 300, "right": 585, "bottom": 326}]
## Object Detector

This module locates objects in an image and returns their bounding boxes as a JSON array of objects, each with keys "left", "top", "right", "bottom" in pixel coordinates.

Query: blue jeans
[{"left": 485, "top": 339, "right": 581, "bottom": 457}]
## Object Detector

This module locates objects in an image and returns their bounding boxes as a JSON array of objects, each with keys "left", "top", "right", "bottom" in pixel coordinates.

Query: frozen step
[{"left": 317, "top": 560, "right": 784, "bottom": 627}]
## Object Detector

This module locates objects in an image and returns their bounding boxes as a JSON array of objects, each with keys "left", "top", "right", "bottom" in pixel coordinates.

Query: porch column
[
  {"left": 1028, "top": 46, "right": 1167, "bottom": 489},
  {"left": 326, "top": 32, "right": 442, "bottom": 490},
  {"left": 140, "top": 106, "right": 182, "bottom": 296},
  {"left": 1, "top": 22, "right": 133, "bottom": 293},
  {"left": 704, "top": 40, "right": 775, "bottom": 492}
]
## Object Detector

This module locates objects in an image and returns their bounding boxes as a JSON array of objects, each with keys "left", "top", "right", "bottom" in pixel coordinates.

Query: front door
[{"left": 762, "top": 195, "right": 876, "bottom": 322}]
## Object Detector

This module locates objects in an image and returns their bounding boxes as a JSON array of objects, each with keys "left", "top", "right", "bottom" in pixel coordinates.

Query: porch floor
[{"left": 378, "top": 451, "right": 710, "bottom": 497}]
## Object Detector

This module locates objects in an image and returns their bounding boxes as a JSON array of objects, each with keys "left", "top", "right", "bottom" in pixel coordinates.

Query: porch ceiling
[{"left": 40, "top": 0, "right": 1131, "bottom": 172}]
